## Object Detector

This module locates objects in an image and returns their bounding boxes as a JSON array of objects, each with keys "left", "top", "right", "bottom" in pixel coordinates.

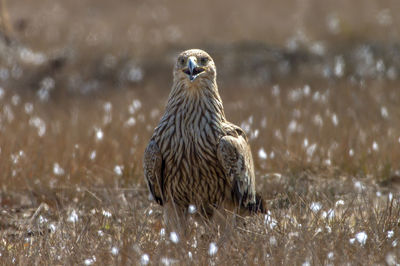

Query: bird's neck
[{"left": 165, "top": 79, "right": 226, "bottom": 123}]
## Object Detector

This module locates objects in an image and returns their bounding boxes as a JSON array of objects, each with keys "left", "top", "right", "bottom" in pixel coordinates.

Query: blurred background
[{"left": 1, "top": 0, "right": 400, "bottom": 94}]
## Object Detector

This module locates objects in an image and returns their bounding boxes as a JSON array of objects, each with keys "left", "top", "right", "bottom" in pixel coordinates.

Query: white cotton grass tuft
[
  {"left": 327, "top": 251, "right": 334, "bottom": 260},
  {"left": 381, "top": 106, "right": 389, "bottom": 118},
  {"left": 372, "top": 141, "right": 379, "bottom": 151},
  {"left": 272, "top": 84, "right": 280, "bottom": 96},
  {"left": 335, "top": 199, "right": 345, "bottom": 206},
  {"left": 29, "top": 116, "right": 46, "bottom": 137},
  {"left": 321, "top": 209, "right": 335, "bottom": 220},
  {"left": 48, "top": 223, "right": 56, "bottom": 233},
  {"left": 258, "top": 148, "right": 268, "bottom": 160},
  {"left": 310, "top": 202, "right": 322, "bottom": 213},
  {"left": 24, "top": 103, "right": 33, "bottom": 114},
  {"left": 306, "top": 143, "right": 317, "bottom": 158},
  {"left": 303, "top": 138, "right": 309, "bottom": 148},
  {"left": 331, "top": 113, "right": 339, "bottom": 126},
  {"left": 140, "top": 254, "right": 150, "bottom": 265},
  {"left": 114, "top": 165, "right": 123, "bottom": 176},
  {"left": 103, "top": 102, "right": 112, "bottom": 112},
  {"left": 84, "top": 259, "right": 93, "bottom": 265},
  {"left": 111, "top": 247, "right": 119, "bottom": 256},
  {"left": 84, "top": 256, "right": 96, "bottom": 265},
  {"left": 89, "top": 150, "right": 96, "bottom": 160},
  {"left": 160, "top": 228, "right": 166, "bottom": 237},
  {"left": 355, "top": 231, "right": 368, "bottom": 245},
  {"left": 354, "top": 181, "right": 365, "bottom": 192},
  {"left": 324, "top": 159, "right": 332, "bottom": 166},
  {"left": 388, "top": 192, "right": 393, "bottom": 202},
  {"left": 264, "top": 211, "right": 278, "bottom": 229},
  {"left": 67, "top": 209, "right": 78, "bottom": 223},
  {"left": 124, "top": 117, "right": 136, "bottom": 127},
  {"left": 53, "top": 163, "right": 65, "bottom": 176},
  {"left": 208, "top": 242, "right": 218, "bottom": 256},
  {"left": 188, "top": 204, "right": 197, "bottom": 214},
  {"left": 129, "top": 99, "right": 142, "bottom": 114},
  {"left": 170, "top": 232, "right": 179, "bottom": 243},
  {"left": 102, "top": 209, "right": 112, "bottom": 218},
  {"left": 95, "top": 128, "right": 104, "bottom": 141}
]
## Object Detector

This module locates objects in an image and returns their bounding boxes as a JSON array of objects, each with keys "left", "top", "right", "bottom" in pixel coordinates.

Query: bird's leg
[
  {"left": 163, "top": 188, "right": 189, "bottom": 238},
  {"left": 163, "top": 202, "right": 188, "bottom": 238}
]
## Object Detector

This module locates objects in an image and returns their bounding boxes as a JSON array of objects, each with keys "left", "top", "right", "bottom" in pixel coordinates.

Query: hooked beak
[{"left": 183, "top": 56, "right": 205, "bottom": 82}]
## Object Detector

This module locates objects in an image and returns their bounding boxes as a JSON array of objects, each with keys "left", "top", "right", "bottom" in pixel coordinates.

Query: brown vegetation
[
  {"left": 0, "top": 0, "right": 400, "bottom": 264},
  {"left": 1, "top": 78, "right": 399, "bottom": 264}
]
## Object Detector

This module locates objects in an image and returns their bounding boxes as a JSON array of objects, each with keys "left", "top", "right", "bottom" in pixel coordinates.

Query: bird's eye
[
  {"left": 200, "top": 57, "right": 208, "bottom": 65},
  {"left": 178, "top": 57, "right": 185, "bottom": 65}
]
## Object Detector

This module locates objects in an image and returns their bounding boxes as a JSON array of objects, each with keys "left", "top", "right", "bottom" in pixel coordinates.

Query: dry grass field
[
  {"left": 1, "top": 0, "right": 400, "bottom": 265},
  {"left": 1, "top": 79, "right": 399, "bottom": 265}
]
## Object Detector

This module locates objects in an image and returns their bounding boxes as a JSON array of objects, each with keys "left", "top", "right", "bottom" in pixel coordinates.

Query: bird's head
[{"left": 173, "top": 49, "right": 216, "bottom": 86}]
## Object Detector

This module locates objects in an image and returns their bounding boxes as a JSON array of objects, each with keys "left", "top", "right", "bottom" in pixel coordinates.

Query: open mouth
[{"left": 183, "top": 67, "right": 205, "bottom": 76}]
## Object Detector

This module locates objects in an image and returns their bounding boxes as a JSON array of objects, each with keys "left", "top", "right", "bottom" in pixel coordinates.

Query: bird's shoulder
[
  {"left": 217, "top": 121, "right": 252, "bottom": 165},
  {"left": 220, "top": 121, "right": 249, "bottom": 142}
]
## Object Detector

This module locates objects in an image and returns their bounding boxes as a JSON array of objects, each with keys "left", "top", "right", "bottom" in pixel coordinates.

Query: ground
[{"left": 1, "top": 79, "right": 399, "bottom": 264}]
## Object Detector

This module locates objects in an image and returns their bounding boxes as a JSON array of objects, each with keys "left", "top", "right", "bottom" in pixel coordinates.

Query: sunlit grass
[
  {"left": 1, "top": 77, "right": 399, "bottom": 264},
  {"left": 1, "top": 0, "right": 400, "bottom": 263}
]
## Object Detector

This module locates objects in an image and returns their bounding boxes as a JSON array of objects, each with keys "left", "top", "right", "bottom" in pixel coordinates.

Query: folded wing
[
  {"left": 143, "top": 140, "right": 164, "bottom": 205},
  {"left": 217, "top": 133, "right": 256, "bottom": 208}
]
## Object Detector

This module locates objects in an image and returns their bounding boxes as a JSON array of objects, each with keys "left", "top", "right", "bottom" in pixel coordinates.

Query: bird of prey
[{"left": 143, "top": 49, "right": 264, "bottom": 218}]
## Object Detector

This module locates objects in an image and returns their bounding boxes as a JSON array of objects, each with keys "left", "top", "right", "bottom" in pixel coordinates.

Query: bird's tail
[{"left": 247, "top": 193, "right": 267, "bottom": 214}]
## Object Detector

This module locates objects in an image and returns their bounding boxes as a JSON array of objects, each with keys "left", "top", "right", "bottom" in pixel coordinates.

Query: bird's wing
[
  {"left": 217, "top": 132, "right": 256, "bottom": 207},
  {"left": 143, "top": 140, "right": 164, "bottom": 205}
]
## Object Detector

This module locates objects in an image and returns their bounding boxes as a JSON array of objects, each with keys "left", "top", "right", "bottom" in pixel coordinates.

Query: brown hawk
[{"left": 144, "top": 49, "right": 264, "bottom": 218}]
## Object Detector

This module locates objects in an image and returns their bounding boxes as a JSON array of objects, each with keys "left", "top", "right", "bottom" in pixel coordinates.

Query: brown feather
[{"left": 143, "top": 49, "right": 265, "bottom": 217}]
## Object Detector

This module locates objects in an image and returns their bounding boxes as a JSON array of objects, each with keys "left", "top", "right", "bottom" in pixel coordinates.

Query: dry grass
[
  {"left": 1, "top": 0, "right": 400, "bottom": 264},
  {"left": 1, "top": 78, "right": 400, "bottom": 264}
]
